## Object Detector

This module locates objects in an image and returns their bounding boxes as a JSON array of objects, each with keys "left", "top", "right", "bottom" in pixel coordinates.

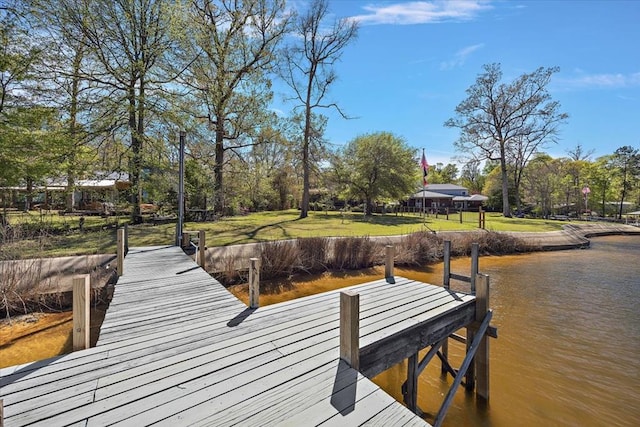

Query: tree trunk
[
  {"left": 499, "top": 150, "right": 511, "bottom": 217},
  {"left": 25, "top": 177, "right": 33, "bottom": 211},
  {"left": 214, "top": 124, "right": 225, "bottom": 215},
  {"left": 129, "top": 86, "right": 142, "bottom": 224}
]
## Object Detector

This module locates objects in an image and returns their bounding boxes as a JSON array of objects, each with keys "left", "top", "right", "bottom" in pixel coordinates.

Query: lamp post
[{"left": 176, "top": 131, "right": 186, "bottom": 246}]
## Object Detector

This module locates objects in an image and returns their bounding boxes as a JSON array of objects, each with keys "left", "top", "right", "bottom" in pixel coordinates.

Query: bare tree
[
  {"left": 281, "top": 0, "right": 358, "bottom": 219},
  {"left": 445, "top": 63, "right": 568, "bottom": 217}
]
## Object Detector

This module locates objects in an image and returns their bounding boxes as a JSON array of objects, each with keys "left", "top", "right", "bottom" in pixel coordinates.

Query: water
[{"left": 372, "top": 235, "right": 640, "bottom": 426}]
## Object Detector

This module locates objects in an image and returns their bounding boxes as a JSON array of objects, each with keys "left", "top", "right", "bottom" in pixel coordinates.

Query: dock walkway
[{"left": 1, "top": 246, "right": 477, "bottom": 426}]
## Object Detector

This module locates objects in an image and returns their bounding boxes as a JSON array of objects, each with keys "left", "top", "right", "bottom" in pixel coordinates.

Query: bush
[
  {"left": 329, "top": 236, "right": 380, "bottom": 270},
  {"left": 396, "top": 231, "right": 443, "bottom": 266},
  {"left": 259, "top": 240, "right": 299, "bottom": 280},
  {"left": 297, "top": 237, "right": 330, "bottom": 273}
]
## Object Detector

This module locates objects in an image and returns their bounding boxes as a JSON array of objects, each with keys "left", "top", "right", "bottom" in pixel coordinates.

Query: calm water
[{"left": 373, "top": 235, "right": 640, "bottom": 426}]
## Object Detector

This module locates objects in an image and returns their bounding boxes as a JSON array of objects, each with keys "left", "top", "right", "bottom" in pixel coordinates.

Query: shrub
[
  {"left": 297, "top": 237, "right": 330, "bottom": 273},
  {"left": 396, "top": 231, "right": 443, "bottom": 266},
  {"left": 329, "top": 236, "right": 380, "bottom": 270},
  {"left": 259, "top": 240, "right": 299, "bottom": 280}
]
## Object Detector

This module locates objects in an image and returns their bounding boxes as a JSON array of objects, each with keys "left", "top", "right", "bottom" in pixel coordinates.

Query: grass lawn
[{"left": 3, "top": 209, "right": 565, "bottom": 259}]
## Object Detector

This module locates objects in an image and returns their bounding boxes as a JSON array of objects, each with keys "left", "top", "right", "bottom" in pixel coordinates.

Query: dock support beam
[
  {"left": 73, "top": 274, "right": 90, "bottom": 351},
  {"left": 385, "top": 245, "right": 394, "bottom": 283},
  {"left": 475, "top": 273, "right": 490, "bottom": 401},
  {"left": 465, "top": 243, "right": 480, "bottom": 390},
  {"left": 339, "top": 291, "right": 359, "bottom": 369},
  {"left": 117, "top": 228, "right": 125, "bottom": 276},
  {"left": 442, "top": 240, "right": 451, "bottom": 375},
  {"left": 249, "top": 258, "right": 260, "bottom": 309},
  {"left": 406, "top": 353, "right": 418, "bottom": 413}
]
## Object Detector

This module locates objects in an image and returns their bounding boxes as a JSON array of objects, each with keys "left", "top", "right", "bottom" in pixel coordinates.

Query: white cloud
[
  {"left": 440, "top": 43, "right": 484, "bottom": 70},
  {"left": 350, "top": 1, "right": 493, "bottom": 25},
  {"left": 562, "top": 72, "right": 640, "bottom": 89}
]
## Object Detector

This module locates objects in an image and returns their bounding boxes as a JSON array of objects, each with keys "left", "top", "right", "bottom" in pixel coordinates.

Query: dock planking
[{"left": 0, "top": 245, "right": 477, "bottom": 426}]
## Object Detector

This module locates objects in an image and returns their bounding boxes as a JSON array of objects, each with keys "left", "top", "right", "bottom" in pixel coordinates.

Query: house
[
  {"left": 1, "top": 172, "right": 130, "bottom": 212},
  {"left": 405, "top": 184, "right": 487, "bottom": 211}
]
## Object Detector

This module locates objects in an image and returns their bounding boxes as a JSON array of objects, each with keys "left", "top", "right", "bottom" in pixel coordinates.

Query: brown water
[
  {"left": 0, "top": 306, "right": 108, "bottom": 368},
  {"left": 231, "top": 235, "right": 640, "bottom": 426}
]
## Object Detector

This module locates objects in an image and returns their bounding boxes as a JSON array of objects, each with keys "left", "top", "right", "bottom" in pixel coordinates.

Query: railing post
[
  {"left": 117, "top": 228, "right": 125, "bottom": 276},
  {"left": 475, "top": 273, "right": 490, "bottom": 401},
  {"left": 73, "top": 274, "right": 90, "bottom": 351},
  {"left": 460, "top": 209, "right": 463, "bottom": 224},
  {"left": 249, "top": 257, "right": 260, "bottom": 309},
  {"left": 181, "top": 231, "right": 189, "bottom": 248},
  {"left": 198, "top": 230, "right": 206, "bottom": 269},
  {"left": 339, "top": 291, "right": 359, "bottom": 369},
  {"left": 385, "top": 245, "right": 394, "bottom": 283}
]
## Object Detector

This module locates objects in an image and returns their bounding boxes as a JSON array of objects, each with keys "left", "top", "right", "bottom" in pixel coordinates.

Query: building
[{"left": 406, "top": 184, "right": 487, "bottom": 211}]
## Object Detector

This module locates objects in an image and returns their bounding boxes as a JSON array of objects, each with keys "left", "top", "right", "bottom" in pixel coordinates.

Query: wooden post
[
  {"left": 470, "top": 243, "right": 479, "bottom": 293},
  {"left": 385, "top": 245, "right": 394, "bottom": 282},
  {"left": 181, "top": 231, "right": 189, "bottom": 248},
  {"left": 475, "top": 273, "right": 490, "bottom": 401},
  {"left": 73, "top": 274, "right": 90, "bottom": 351},
  {"left": 198, "top": 230, "right": 206, "bottom": 269},
  {"left": 460, "top": 209, "right": 463, "bottom": 224},
  {"left": 445, "top": 207, "right": 449, "bottom": 220},
  {"left": 466, "top": 242, "right": 480, "bottom": 390},
  {"left": 406, "top": 353, "right": 419, "bottom": 413},
  {"left": 339, "top": 291, "right": 359, "bottom": 369},
  {"left": 442, "top": 240, "right": 451, "bottom": 375},
  {"left": 249, "top": 257, "right": 260, "bottom": 309},
  {"left": 443, "top": 240, "right": 451, "bottom": 290},
  {"left": 117, "top": 228, "right": 125, "bottom": 276}
]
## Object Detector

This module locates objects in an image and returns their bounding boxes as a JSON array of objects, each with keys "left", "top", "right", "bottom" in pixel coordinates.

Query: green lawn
[{"left": 3, "top": 209, "right": 565, "bottom": 259}]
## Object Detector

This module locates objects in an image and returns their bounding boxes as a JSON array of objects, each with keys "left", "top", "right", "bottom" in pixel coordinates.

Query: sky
[{"left": 277, "top": 0, "right": 640, "bottom": 167}]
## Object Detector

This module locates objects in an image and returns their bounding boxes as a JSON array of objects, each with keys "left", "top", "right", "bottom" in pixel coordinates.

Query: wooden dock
[{"left": 1, "top": 244, "right": 485, "bottom": 426}]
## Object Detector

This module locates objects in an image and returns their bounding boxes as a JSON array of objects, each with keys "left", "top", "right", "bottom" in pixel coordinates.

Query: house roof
[
  {"left": 410, "top": 190, "right": 453, "bottom": 199},
  {"left": 453, "top": 194, "right": 488, "bottom": 202},
  {"left": 425, "top": 184, "right": 468, "bottom": 191}
]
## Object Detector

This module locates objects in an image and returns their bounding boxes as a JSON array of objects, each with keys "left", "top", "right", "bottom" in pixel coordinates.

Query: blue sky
[{"left": 279, "top": 0, "right": 640, "bottom": 167}]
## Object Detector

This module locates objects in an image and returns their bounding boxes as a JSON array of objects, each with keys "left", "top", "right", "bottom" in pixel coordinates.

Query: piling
[
  {"left": 385, "top": 245, "right": 394, "bottom": 283},
  {"left": 72, "top": 274, "right": 90, "bottom": 351},
  {"left": 249, "top": 258, "right": 260, "bottom": 309},
  {"left": 339, "top": 291, "right": 360, "bottom": 369}
]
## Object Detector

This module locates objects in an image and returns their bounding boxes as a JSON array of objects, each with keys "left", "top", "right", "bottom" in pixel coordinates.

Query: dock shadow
[
  {"left": 226, "top": 307, "right": 257, "bottom": 327},
  {"left": 176, "top": 266, "right": 200, "bottom": 275},
  {"left": 330, "top": 359, "right": 359, "bottom": 416}
]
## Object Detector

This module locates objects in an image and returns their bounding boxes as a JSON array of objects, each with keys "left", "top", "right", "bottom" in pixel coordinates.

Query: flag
[{"left": 420, "top": 150, "right": 429, "bottom": 187}]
